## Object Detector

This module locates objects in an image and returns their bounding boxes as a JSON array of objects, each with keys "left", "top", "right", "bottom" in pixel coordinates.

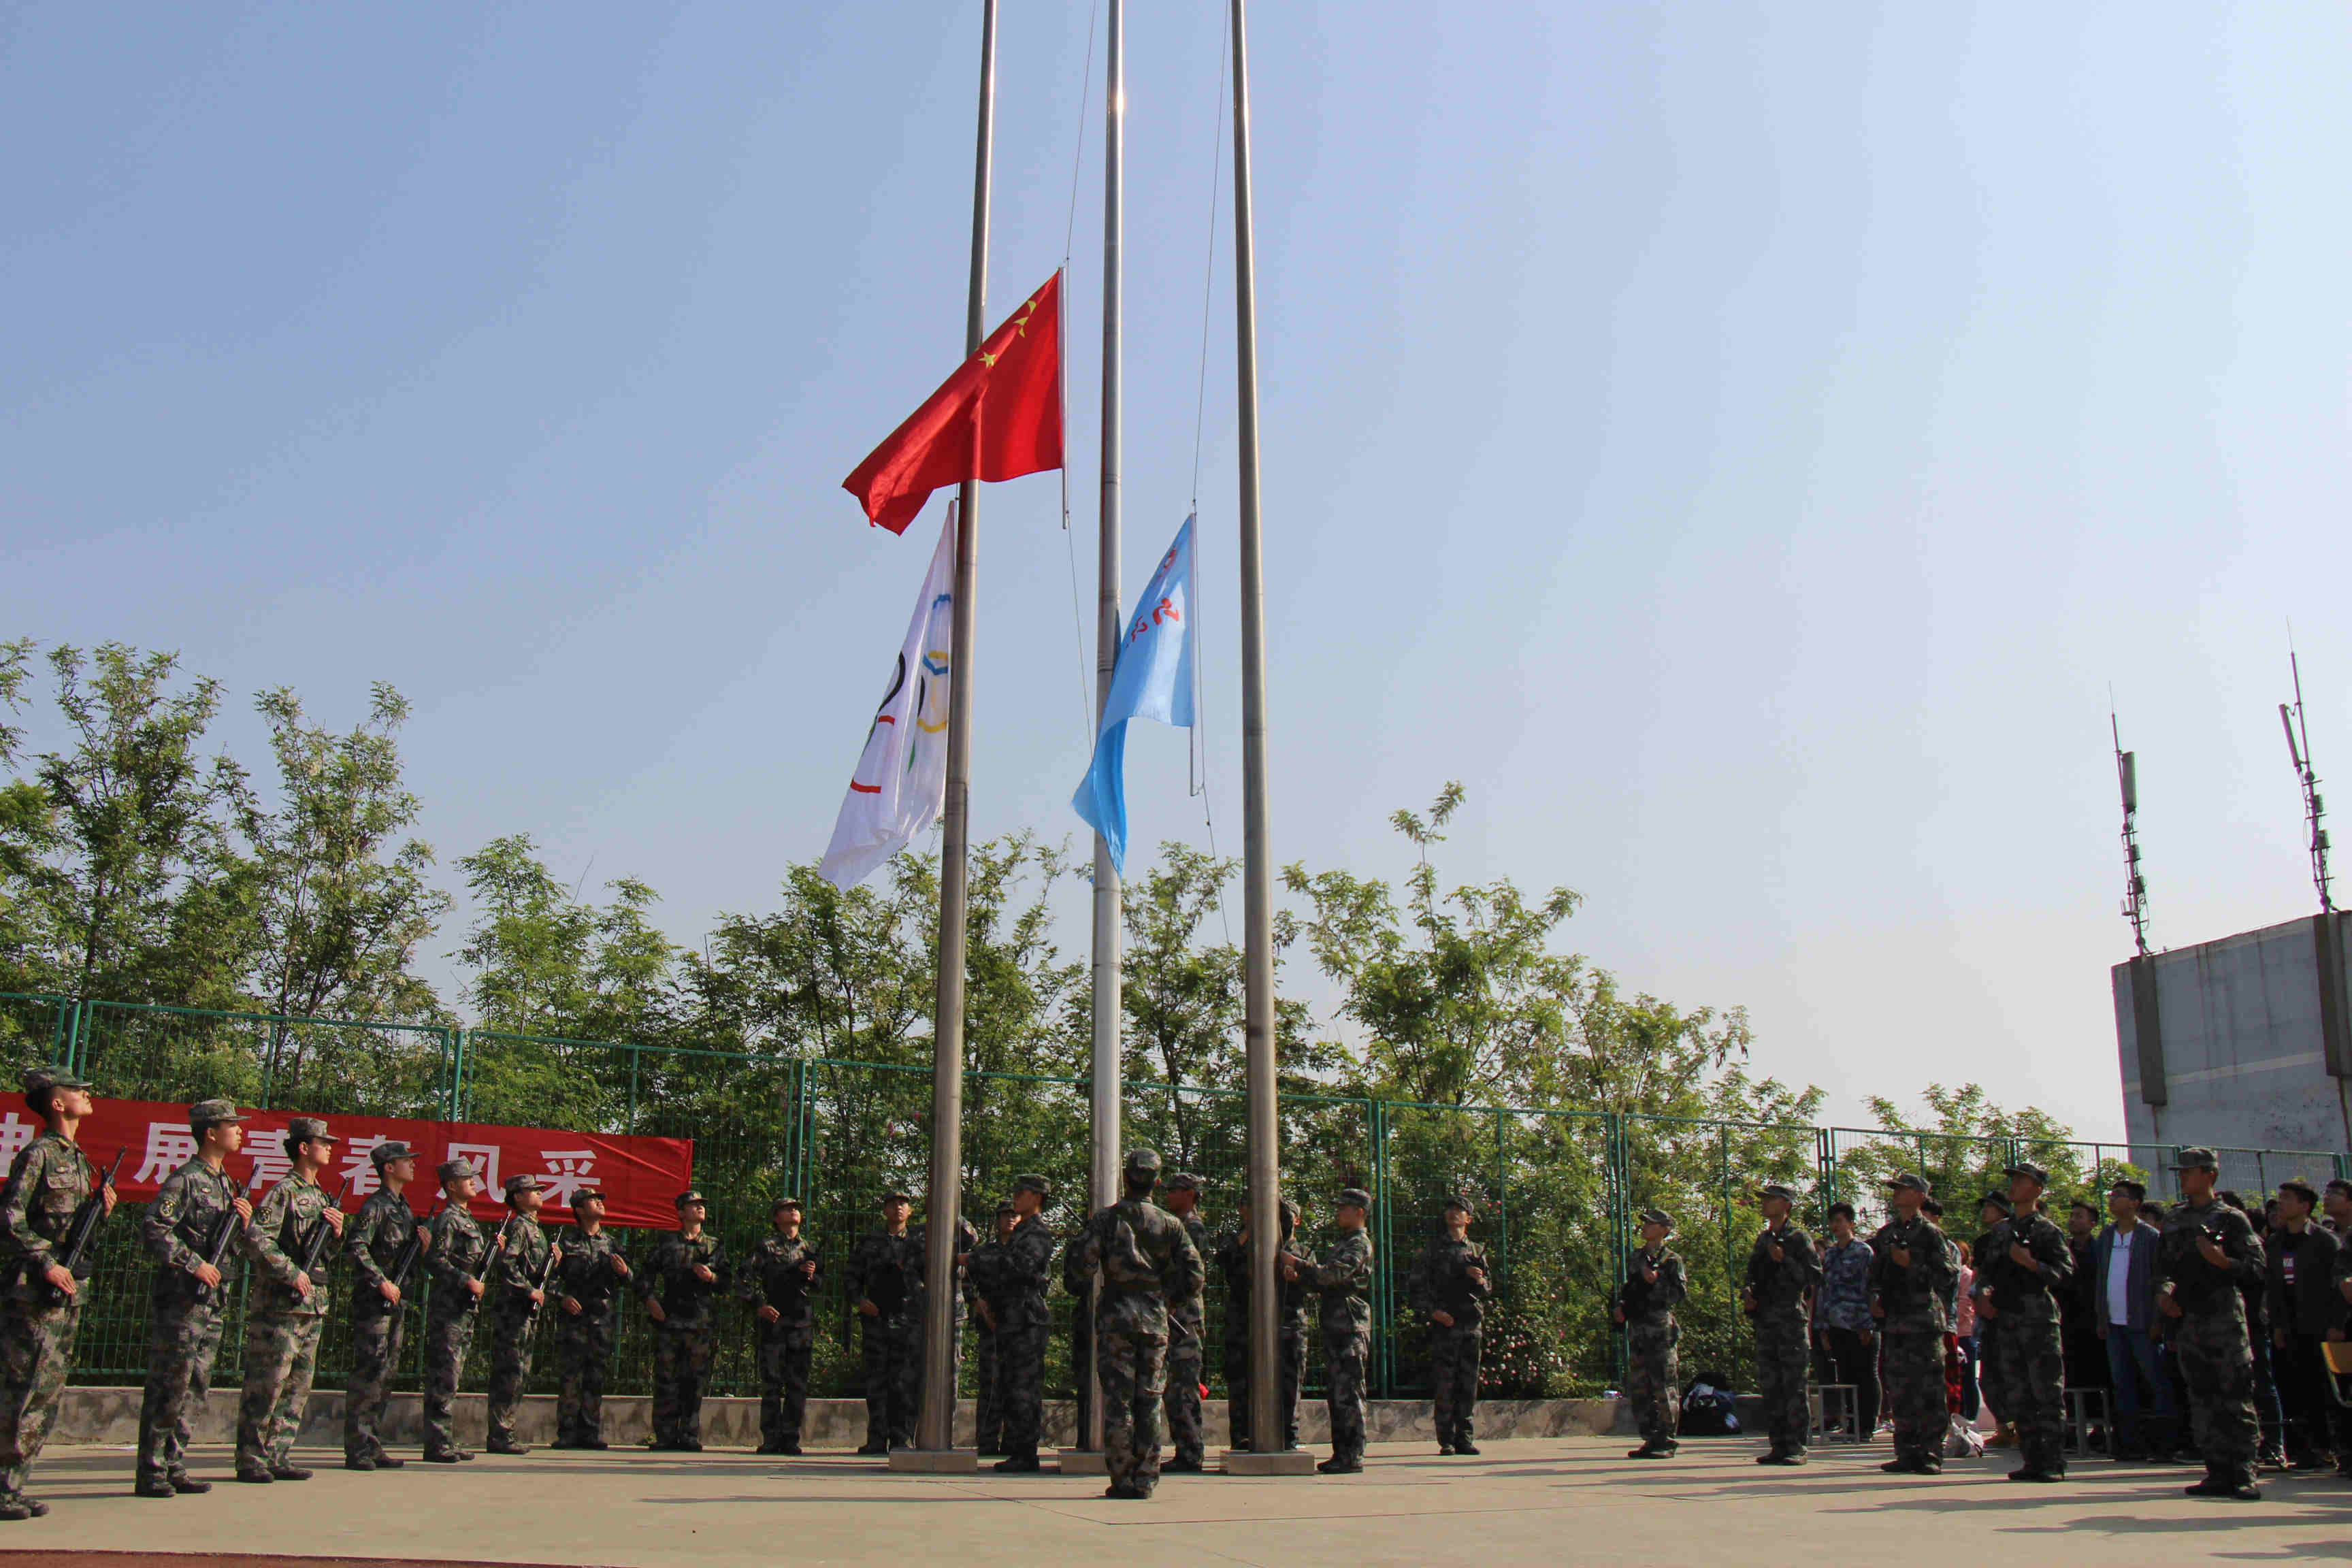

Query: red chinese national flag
[{"left": 843, "top": 271, "right": 1064, "bottom": 535}]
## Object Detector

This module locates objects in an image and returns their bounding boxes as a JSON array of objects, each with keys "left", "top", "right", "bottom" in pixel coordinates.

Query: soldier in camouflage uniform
[
  {"left": 135, "top": 1097, "right": 255, "bottom": 1498},
  {"left": 987, "top": 1175, "right": 1058, "bottom": 1472},
  {"left": 1974, "top": 1162, "right": 2074, "bottom": 1482},
  {"left": 551, "top": 1187, "right": 629, "bottom": 1449},
  {"left": 2157, "top": 1147, "right": 2265, "bottom": 1500},
  {"left": 235, "top": 1116, "right": 344, "bottom": 1483},
  {"left": 1870, "top": 1172, "right": 1958, "bottom": 1475},
  {"left": 1615, "top": 1207, "right": 1687, "bottom": 1459},
  {"left": 1410, "top": 1194, "right": 1493, "bottom": 1456},
  {"left": 1971, "top": 1190, "right": 2014, "bottom": 1445},
  {"left": 968, "top": 1201, "right": 1015, "bottom": 1455},
  {"left": 341, "top": 1137, "right": 422, "bottom": 1471},
  {"left": 1286, "top": 1186, "right": 1376, "bottom": 1475},
  {"left": 740, "top": 1195, "right": 822, "bottom": 1454},
  {"left": 484, "top": 1173, "right": 555, "bottom": 1455},
  {"left": 847, "top": 1190, "right": 925, "bottom": 1454},
  {"left": 1215, "top": 1198, "right": 1308, "bottom": 1452},
  {"left": 638, "top": 1188, "right": 729, "bottom": 1450},
  {"left": 1159, "top": 1174, "right": 1210, "bottom": 1472},
  {"left": 0, "top": 1067, "right": 114, "bottom": 1521},
  {"left": 1068, "top": 1149, "right": 1203, "bottom": 1499},
  {"left": 1742, "top": 1181, "right": 1822, "bottom": 1465},
  {"left": 421, "top": 1160, "right": 491, "bottom": 1463}
]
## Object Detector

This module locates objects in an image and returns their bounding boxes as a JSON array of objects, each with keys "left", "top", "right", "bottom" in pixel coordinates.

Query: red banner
[{"left": 0, "top": 1100, "right": 693, "bottom": 1230}]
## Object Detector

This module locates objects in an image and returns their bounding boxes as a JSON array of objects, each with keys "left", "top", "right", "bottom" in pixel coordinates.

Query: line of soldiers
[{"left": 1613, "top": 1151, "right": 2306, "bottom": 1501}]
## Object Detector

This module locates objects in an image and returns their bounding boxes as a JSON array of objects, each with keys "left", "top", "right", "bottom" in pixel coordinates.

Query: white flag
[{"left": 819, "top": 505, "right": 958, "bottom": 889}]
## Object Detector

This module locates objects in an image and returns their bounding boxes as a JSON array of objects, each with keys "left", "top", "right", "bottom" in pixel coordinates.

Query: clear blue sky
[{"left": 7, "top": 3, "right": 2349, "bottom": 1140}]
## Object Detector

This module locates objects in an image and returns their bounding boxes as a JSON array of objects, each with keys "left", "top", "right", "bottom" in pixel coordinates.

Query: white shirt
[{"left": 2106, "top": 1225, "right": 2137, "bottom": 1325}]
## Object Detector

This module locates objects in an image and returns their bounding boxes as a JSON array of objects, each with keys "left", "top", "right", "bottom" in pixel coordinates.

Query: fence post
[{"left": 67, "top": 999, "right": 87, "bottom": 1077}]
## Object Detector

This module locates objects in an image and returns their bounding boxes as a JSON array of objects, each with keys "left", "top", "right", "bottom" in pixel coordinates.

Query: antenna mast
[
  {"left": 2113, "top": 712, "right": 2151, "bottom": 956},
  {"left": 2281, "top": 651, "right": 2334, "bottom": 913}
]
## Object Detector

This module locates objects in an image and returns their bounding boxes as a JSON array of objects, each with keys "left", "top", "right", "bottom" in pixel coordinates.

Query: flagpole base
[
  {"left": 888, "top": 1448, "right": 980, "bottom": 1473},
  {"left": 1056, "top": 1448, "right": 1107, "bottom": 1473},
  {"left": 1222, "top": 1447, "right": 1317, "bottom": 1476}
]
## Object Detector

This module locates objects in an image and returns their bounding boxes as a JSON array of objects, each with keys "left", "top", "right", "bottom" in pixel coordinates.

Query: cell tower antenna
[
  {"left": 2281, "top": 646, "right": 2333, "bottom": 913},
  {"left": 2113, "top": 705, "right": 2151, "bottom": 956}
]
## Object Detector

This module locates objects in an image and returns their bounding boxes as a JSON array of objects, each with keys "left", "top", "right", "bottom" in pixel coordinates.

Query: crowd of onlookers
[{"left": 1810, "top": 1173, "right": 2352, "bottom": 1473}]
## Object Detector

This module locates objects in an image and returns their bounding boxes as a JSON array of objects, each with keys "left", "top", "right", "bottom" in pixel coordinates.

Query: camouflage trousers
[
  {"left": 996, "top": 1320, "right": 1048, "bottom": 1458},
  {"left": 1162, "top": 1319, "right": 1205, "bottom": 1466},
  {"left": 973, "top": 1323, "right": 1001, "bottom": 1452},
  {"left": 0, "top": 1294, "right": 83, "bottom": 1499},
  {"left": 1097, "top": 1325, "right": 1169, "bottom": 1493},
  {"left": 485, "top": 1303, "right": 542, "bottom": 1447},
  {"left": 1883, "top": 1324, "right": 1948, "bottom": 1464},
  {"left": 1224, "top": 1327, "right": 1305, "bottom": 1450},
  {"left": 860, "top": 1313, "right": 920, "bottom": 1447},
  {"left": 2172, "top": 1306, "right": 2257, "bottom": 1485},
  {"left": 1326, "top": 1329, "right": 1370, "bottom": 1460},
  {"left": 1988, "top": 1298, "right": 2065, "bottom": 1472},
  {"left": 1754, "top": 1309, "right": 1811, "bottom": 1452},
  {"left": 139, "top": 1290, "right": 227, "bottom": 1484},
  {"left": 651, "top": 1319, "right": 715, "bottom": 1447},
  {"left": 1975, "top": 1315, "right": 2008, "bottom": 1422},
  {"left": 1431, "top": 1323, "right": 1484, "bottom": 1445},
  {"left": 756, "top": 1324, "right": 813, "bottom": 1449},
  {"left": 343, "top": 1301, "right": 405, "bottom": 1461},
  {"left": 1624, "top": 1319, "right": 1679, "bottom": 1448},
  {"left": 237, "top": 1309, "right": 325, "bottom": 1471},
  {"left": 422, "top": 1307, "right": 479, "bottom": 1457},
  {"left": 554, "top": 1304, "right": 616, "bottom": 1445}
]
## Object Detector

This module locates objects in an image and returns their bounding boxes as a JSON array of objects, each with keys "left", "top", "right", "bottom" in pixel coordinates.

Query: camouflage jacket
[
  {"left": 1071, "top": 1196, "right": 1204, "bottom": 1337},
  {"left": 1615, "top": 1245, "right": 1686, "bottom": 1326},
  {"left": 424, "top": 1203, "right": 490, "bottom": 1319},
  {"left": 2155, "top": 1198, "right": 2262, "bottom": 1318},
  {"left": 247, "top": 1171, "right": 337, "bottom": 1319},
  {"left": 343, "top": 1190, "right": 419, "bottom": 1297},
  {"left": 1973, "top": 1211, "right": 2074, "bottom": 1311},
  {"left": 553, "top": 1225, "right": 627, "bottom": 1318},
  {"left": 739, "top": 1233, "right": 823, "bottom": 1330},
  {"left": 1292, "top": 1228, "right": 1375, "bottom": 1339},
  {"left": 1212, "top": 1229, "right": 1309, "bottom": 1334},
  {"left": 1409, "top": 1237, "right": 1494, "bottom": 1328},
  {"left": 143, "top": 1156, "right": 245, "bottom": 1303},
  {"left": 847, "top": 1230, "right": 926, "bottom": 1322},
  {"left": 487, "top": 1213, "right": 555, "bottom": 1316},
  {"left": 1170, "top": 1211, "right": 1209, "bottom": 1342},
  {"left": 966, "top": 1237, "right": 1004, "bottom": 1324},
  {"left": 1867, "top": 1215, "right": 1957, "bottom": 1330},
  {"left": 0, "top": 1130, "right": 95, "bottom": 1298},
  {"left": 1744, "top": 1222, "right": 1822, "bottom": 1318},
  {"left": 636, "top": 1230, "right": 729, "bottom": 1324},
  {"left": 984, "top": 1214, "right": 1057, "bottom": 1331}
]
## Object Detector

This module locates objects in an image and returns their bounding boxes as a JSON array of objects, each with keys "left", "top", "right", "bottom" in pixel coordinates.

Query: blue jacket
[{"left": 2092, "top": 1220, "right": 2160, "bottom": 1334}]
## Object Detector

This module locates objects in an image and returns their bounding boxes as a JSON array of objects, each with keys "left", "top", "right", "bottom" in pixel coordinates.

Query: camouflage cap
[
  {"left": 188, "top": 1098, "right": 246, "bottom": 1130},
  {"left": 2002, "top": 1161, "right": 2051, "bottom": 1186},
  {"left": 1883, "top": 1172, "right": 1932, "bottom": 1194},
  {"left": 284, "top": 1115, "right": 338, "bottom": 1145},
  {"left": 1122, "top": 1147, "right": 1162, "bottom": 1176},
  {"left": 675, "top": 1188, "right": 708, "bottom": 1209},
  {"left": 1978, "top": 1190, "right": 2013, "bottom": 1214},
  {"left": 770, "top": 1194, "right": 804, "bottom": 1214},
  {"left": 572, "top": 1187, "right": 607, "bottom": 1206},
  {"left": 1011, "top": 1173, "right": 1051, "bottom": 1198},
  {"left": 436, "top": 1158, "right": 478, "bottom": 1185},
  {"left": 1163, "top": 1173, "right": 1203, "bottom": 1193},
  {"left": 994, "top": 1198, "right": 1017, "bottom": 1217},
  {"left": 1337, "top": 1186, "right": 1372, "bottom": 1210},
  {"left": 879, "top": 1187, "right": 915, "bottom": 1205},
  {"left": 504, "top": 1173, "right": 544, "bottom": 1198},
  {"left": 2171, "top": 1146, "right": 2220, "bottom": 1172},
  {"left": 1638, "top": 1207, "right": 1673, "bottom": 1230},
  {"left": 23, "top": 1067, "right": 91, "bottom": 1095},
  {"left": 1756, "top": 1182, "right": 1799, "bottom": 1203},
  {"left": 1279, "top": 1198, "right": 1300, "bottom": 1226},
  {"left": 1443, "top": 1194, "right": 1475, "bottom": 1217},
  {"left": 369, "top": 1139, "right": 416, "bottom": 1167}
]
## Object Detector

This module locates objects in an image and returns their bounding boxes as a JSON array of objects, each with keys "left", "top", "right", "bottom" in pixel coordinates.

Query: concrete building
[{"left": 2113, "top": 912, "right": 2352, "bottom": 1163}]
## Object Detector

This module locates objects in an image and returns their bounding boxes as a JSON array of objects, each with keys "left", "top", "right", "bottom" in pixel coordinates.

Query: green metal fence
[{"left": 29, "top": 1000, "right": 2352, "bottom": 1407}]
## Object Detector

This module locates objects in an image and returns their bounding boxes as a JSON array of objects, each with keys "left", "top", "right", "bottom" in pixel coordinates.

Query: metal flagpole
[
  {"left": 1228, "top": 0, "right": 1298, "bottom": 1472},
  {"left": 1083, "top": 0, "right": 1126, "bottom": 1459},
  {"left": 909, "top": 0, "right": 996, "bottom": 1464}
]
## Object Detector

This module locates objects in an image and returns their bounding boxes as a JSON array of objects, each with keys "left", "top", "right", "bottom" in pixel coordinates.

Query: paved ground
[{"left": 4, "top": 1437, "right": 2347, "bottom": 1567}]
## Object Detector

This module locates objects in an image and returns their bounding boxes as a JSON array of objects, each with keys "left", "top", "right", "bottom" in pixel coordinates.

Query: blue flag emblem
[{"left": 1072, "top": 515, "right": 1196, "bottom": 876}]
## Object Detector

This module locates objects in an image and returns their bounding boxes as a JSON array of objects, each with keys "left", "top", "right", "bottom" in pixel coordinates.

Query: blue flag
[{"left": 1072, "top": 515, "right": 1196, "bottom": 875}]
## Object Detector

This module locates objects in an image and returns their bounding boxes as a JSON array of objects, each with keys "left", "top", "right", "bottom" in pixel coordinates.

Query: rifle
[
  {"left": 387, "top": 1196, "right": 436, "bottom": 1295},
  {"left": 197, "top": 1166, "right": 269, "bottom": 1301},
  {"left": 50, "top": 1147, "right": 128, "bottom": 1303},
  {"left": 519, "top": 1228, "right": 562, "bottom": 1336},
  {"left": 294, "top": 1175, "right": 355, "bottom": 1286}
]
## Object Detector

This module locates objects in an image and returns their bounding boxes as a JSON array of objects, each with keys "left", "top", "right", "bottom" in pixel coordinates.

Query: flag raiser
[
  {"left": 841, "top": 272, "right": 1064, "bottom": 535},
  {"left": 1072, "top": 515, "right": 1196, "bottom": 877}
]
